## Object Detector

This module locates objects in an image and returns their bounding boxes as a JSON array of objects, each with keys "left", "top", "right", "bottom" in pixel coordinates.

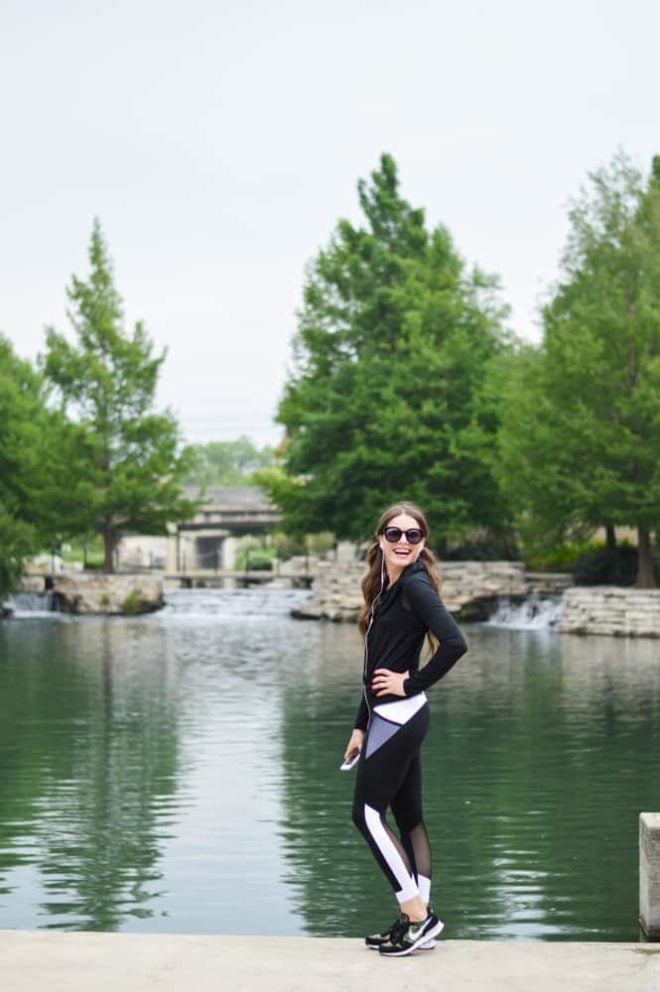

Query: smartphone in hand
[{"left": 340, "top": 748, "right": 361, "bottom": 771}]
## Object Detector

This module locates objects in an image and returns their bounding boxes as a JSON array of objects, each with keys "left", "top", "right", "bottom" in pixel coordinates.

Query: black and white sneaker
[
  {"left": 367, "top": 912, "right": 440, "bottom": 952},
  {"left": 378, "top": 911, "right": 444, "bottom": 957},
  {"left": 365, "top": 915, "right": 408, "bottom": 950}
]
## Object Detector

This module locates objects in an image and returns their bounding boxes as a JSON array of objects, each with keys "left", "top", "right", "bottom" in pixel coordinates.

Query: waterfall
[
  {"left": 486, "top": 594, "right": 562, "bottom": 630},
  {"left": 9, "top": 591, "right": 57, "bottom": 616}
]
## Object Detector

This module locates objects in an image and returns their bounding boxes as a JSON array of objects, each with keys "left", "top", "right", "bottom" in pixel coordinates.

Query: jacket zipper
[{"left": 362, "top": 609, "right": 376, "bottom": 728}]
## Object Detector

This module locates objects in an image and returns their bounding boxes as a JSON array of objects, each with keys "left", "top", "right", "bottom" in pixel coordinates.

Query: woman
[{"left": 344, "top": 502, "right": 467, "bottom": 957}]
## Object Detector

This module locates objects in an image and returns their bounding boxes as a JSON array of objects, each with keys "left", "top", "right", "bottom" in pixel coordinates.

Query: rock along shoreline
[{"left": 49, "top": 573, "right": 164, "bottom": 616}]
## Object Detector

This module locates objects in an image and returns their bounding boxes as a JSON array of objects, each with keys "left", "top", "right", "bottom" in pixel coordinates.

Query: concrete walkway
[{"left": 1, "top": 931, "right": 659, "bottom": 992}]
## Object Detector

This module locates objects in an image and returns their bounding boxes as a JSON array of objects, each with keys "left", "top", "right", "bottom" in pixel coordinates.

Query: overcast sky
[{"left": 1, "top": 0, "right": 658, "bottom": 447}]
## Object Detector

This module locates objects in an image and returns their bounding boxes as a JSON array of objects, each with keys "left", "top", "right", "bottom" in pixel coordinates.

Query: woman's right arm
[
  {"left": 354, "top": 694, "right": 368, "bottom": 732},
  {"left": 344, "top": 695, "right": 368, "bottom": 758},
  {"left": 344, "top": 727, "right": 365, "bottom": 760}
]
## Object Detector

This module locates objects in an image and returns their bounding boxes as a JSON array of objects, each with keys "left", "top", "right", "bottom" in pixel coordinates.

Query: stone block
[
  {"left": 19, "top": 575, "right": 48, "bottom": 594},
  {"left": 560, "top": 587, "right": 660, "bottom": 637}
]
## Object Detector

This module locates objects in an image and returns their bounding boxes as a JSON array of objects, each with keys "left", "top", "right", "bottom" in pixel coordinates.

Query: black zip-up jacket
[{"left": 354, "top": 560, "right": 468, "bottom": 731}]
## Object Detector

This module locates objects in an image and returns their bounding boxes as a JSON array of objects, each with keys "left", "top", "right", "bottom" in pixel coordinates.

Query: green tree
[
  {"left": 0, "top": 335, "right": 67, "bottom": 597},
  {"left": 186, "top": 436, "right": 275, "bottom": 489},
  {"left": 43, "top": 220, "right": 196, "bottom": 573},
  {"left": 266, "top": 154, "right": 512, "bottom": 548},
  {"left": 497, "top": 151, "right": 660, "bottom": 587}
]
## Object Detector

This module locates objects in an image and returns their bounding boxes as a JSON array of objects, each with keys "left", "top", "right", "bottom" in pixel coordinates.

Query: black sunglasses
[{"left": 381, "top": 526, "right": 425, "bottom": 545}]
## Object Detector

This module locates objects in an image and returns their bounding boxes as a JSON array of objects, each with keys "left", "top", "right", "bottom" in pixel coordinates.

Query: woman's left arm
[{"left": 402, "top": 575, "right": 468, "bottom": 695}]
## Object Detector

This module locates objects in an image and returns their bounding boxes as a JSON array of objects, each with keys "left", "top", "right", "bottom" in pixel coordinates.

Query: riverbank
[
  {"left": 292, "top": 560, "right": 660, "bottom": 637},
  {"left": 291, "top": 560, "right": 553, "bottom": 622},
  {"left": 1, "top": 932, "right": 658, "bottom": 992}
]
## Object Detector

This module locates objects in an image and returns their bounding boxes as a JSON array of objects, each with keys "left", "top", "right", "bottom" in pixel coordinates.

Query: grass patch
[{"left": 121, "top": 589, "right": 141, "bottom": 615}]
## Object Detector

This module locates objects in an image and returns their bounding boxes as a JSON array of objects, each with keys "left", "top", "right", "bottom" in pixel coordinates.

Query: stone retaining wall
[
  {"left": 524, "top": 571, "right": 574, "bottom": 596},
  {"left": 292, "top": 560, "right": 531, "bottom": 622},
  {"left": 291, "top": 563, "right": 660, "bottom": 637},
  {"left": 290, "top": 561, "right": 363, "bottom": 621},
  {"left": 559, "top": 587, "right": 660, "bottom": 637}
]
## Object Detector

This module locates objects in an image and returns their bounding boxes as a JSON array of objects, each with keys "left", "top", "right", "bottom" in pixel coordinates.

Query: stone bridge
[{"left": 167, "top": 486, "right": 281, "bottom": 573}]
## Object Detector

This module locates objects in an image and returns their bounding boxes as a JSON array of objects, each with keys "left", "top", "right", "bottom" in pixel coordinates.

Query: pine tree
[{"left": 43, "top": 220, "right": 195, "bottom": 572}]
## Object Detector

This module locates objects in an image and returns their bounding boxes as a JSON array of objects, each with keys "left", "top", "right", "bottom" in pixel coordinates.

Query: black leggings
[{"left": 352, "top": 701, "right": 432, "bottom": 905}]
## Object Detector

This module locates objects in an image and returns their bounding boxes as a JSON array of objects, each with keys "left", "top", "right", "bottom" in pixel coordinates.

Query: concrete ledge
[
  {"left": 1, "top": 932, "right": 659, "bottom": 992},
  {"left": 641, "top": 812, "right": 660, "bottom": 939}
]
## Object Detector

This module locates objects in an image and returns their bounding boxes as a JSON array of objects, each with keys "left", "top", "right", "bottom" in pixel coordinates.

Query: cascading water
[
  {"left": 8, "top": 591, "right": 56, "bottom": 617},
  {"left": 486, "top": 594, "right": 563, "bottom": 630}
]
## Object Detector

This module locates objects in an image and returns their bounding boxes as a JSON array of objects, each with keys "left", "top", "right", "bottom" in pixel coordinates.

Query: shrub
[
  {"left": 573, "top": 545, "right": 641, "bottom": 586},
  {"left": 442, "top": 531, "right": 519, "bottom": 561},
  {"left": 524, "top": 539, "right": 604, "bottom": 571},
  {"left": 235, "top": 547, "right": 274, "bottom": 571}
]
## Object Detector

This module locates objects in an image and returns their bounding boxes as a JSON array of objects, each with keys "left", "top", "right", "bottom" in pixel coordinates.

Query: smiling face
[{"left": 378, "top": 512, "right": 426, "bottom": 580}]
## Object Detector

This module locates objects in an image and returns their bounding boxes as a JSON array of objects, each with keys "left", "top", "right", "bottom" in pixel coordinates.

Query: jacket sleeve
[
  {"left": 402, "top": 575, "right": 468, "bottom": 695},
  {"left": 354, "top": 693, "right": 369, "bottom": 731}
]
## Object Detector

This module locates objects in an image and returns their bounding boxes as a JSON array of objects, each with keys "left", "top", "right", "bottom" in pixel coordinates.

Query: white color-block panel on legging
[{"left": 373, "top": 692, "right": 427, "bottom": 725}]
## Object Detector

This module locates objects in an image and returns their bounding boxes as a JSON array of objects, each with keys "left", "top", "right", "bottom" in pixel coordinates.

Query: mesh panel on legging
[
  {"left": 390, "top": 751, "right": 432, "bottom": 887},
  {"left": 406, "top": 822, "right": 432, "bottom": 887}
]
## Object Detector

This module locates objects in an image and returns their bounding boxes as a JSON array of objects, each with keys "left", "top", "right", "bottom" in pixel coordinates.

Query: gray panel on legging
[{"left": 365, "top": 714, "right": 400, "bottom": 759}]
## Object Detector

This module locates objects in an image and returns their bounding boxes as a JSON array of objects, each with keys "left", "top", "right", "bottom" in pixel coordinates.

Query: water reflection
[
  {"left": 0, "top": 619, "right": 179, "bottom": 930},
  {"left": 277, "top": 623, "right": 660, "bottom": 941},
  {"left": 1, "top": 593, "right": 659, "bottom": 939}
]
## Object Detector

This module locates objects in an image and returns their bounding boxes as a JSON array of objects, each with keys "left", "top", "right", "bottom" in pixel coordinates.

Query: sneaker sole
[
  {"left": 369, "top": 938, "right": 437, "bottom": 951},
  {"left": 379, "top": 918, "right": 444, "bottom": 957}
]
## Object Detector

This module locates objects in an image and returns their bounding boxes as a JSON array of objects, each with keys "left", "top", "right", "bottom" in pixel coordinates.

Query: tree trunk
[
  {"left": 102, "top": 526, "right": 115, "bottom": 575},
  {"left": 635, "top": 527, "right": 656, "bottom": 588},
  {"left": 605, "top": 523, "right": 617, "bottom": 551}
]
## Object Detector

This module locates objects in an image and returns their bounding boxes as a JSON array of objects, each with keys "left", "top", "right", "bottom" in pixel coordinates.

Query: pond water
[{"left": 0, "top": 588, "right": 658, "bottom": 940}]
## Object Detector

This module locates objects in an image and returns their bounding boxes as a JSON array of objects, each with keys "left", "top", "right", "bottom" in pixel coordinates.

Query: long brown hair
[{"left": 358, "top": 502, "right": 442, "bottom": 638}]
